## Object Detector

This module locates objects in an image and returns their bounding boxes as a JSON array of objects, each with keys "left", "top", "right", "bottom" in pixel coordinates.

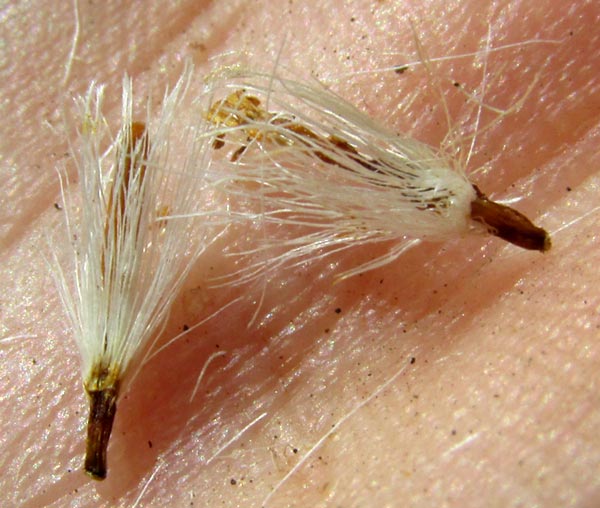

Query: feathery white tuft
[
  {"left": 53, "top": 66, "right": 218, "bottom": 479},
  {"left": 204, "top": 69, "right": 550, "bottom": 281}
]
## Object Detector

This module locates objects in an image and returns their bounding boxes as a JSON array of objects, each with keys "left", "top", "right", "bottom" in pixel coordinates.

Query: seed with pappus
[
  {"left": 52, "top": 67, "right": 220, "bottom": 480},
  {"left": 204, "top": 70, "right": 550, "bottom": 280}
]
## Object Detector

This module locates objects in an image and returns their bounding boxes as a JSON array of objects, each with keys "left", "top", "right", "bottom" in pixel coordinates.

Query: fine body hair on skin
[{"left": 2, "top": 2, "right": 599, "bottom": 507}]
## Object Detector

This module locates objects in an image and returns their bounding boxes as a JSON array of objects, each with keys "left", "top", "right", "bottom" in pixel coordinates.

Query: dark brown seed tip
[
  {"left": 470, "top": 185, "right": 551, "bottom": 252},
  {"left": 84, "top": 384, "right": 119, "bottom": 480}
]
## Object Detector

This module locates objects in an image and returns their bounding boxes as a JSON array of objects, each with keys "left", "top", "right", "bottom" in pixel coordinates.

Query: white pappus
[
  {"left": 204, "top": 69, "right": 550, "bottom": 281},
  {"left": 53, "top": 67, "right": 218, "bottom": 480}
]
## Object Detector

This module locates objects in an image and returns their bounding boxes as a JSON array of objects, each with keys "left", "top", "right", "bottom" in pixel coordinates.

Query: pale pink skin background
[{"left": 2, "top": 1, "right": 600, "bottom": 507}]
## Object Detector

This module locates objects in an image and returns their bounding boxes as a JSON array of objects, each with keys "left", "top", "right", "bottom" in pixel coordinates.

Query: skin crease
[{"left": 1, "top": 0, "right": 600, "bottom": 506}]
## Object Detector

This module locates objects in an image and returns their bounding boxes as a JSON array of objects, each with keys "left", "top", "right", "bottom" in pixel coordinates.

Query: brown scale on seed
[
  {"left": 101, "top": 121, "right": 149, "bottom": 276},
  {"left": 208, "top": 91, "right": 382, "bottom": 171}
]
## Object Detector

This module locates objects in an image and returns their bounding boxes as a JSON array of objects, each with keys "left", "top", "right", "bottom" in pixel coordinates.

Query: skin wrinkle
[{"left": 1, "top": 1, "right": 600, "bottom": 507}]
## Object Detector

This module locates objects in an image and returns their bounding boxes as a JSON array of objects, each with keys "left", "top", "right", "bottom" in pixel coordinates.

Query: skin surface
[{"left": 1, "top": 1, "right": 599, "bottom": 507}]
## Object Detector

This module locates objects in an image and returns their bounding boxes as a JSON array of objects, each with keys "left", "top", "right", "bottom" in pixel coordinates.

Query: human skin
[{"left": 1, "top": 0, "right": 599, "bottom": 507}]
